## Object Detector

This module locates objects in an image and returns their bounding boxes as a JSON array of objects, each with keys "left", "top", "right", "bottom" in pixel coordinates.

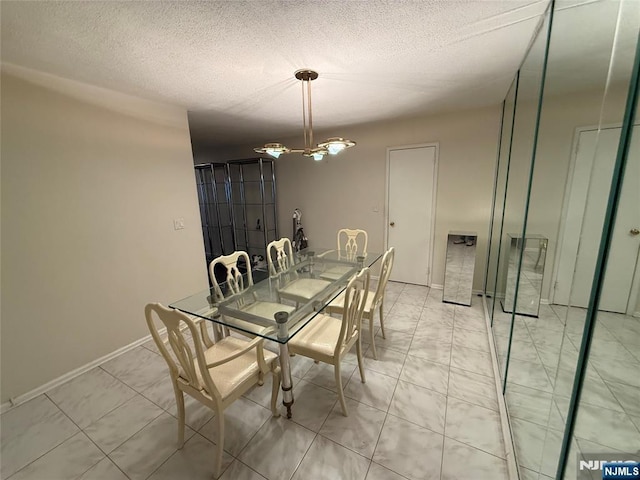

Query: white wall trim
[
  {"left": 482, "top": 295, "right": 519, "bottom": 480},
  {"left": 385, "top": 142, "right": 439, "bottom": 287},
  {"left": 0, "top": 330, "right": 164, "bottom": 415},
  {"left": 430, "top": 283, "right": 443, "bottom": 290}
]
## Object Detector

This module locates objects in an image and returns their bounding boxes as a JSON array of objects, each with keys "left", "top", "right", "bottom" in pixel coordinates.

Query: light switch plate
[{"left": 173, "top": 218, "right": 185, "bottom": 230}]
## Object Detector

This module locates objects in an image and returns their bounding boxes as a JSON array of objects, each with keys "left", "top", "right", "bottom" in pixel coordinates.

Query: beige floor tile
[
  {"left": 0, "top": 395, "right": 79, "bottom": 479},
  {"left": 319, "top": 398, "right": 387, "bottom": 459},
  {"left": 147, "top": 434, "right": 234, "bottom": 480},
  {"left": 8, "top": 432, "right": 103, "bottom": 480},
  {"left": 373, "top": 414, "right": 444, "bottom": 480},
  {"left": 441, "top": 437, "right": 508, "bottom": 480},
  {"left": 389, "top": 380, "right": 446, "bottom": 433},
  {"left": 238, "top": 416, "right": 316, "bottom": 480},
  {"left": 292, "top": 435, "right": 370, "bottom": 480},
  {"left": 109, "top": 413, "right": 195, "bottom": 480}
]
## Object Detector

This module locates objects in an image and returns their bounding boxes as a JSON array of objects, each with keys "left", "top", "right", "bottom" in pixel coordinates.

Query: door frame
[
  {"left": 550, "top": 123, "right": 640, "bottom": 314},
  {"left": 385, "top": 142, "right": 439, "bottom": 286}
]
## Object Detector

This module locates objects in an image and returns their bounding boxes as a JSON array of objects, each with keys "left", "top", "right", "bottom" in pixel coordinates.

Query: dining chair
[
  {"left": 288, "top": 267, "right": 370, "bottom": 416},
  {"left": 327, "top": 247, "right": 395, "bottom": 360},
  {"left": 266, "top": 237, "right": 332, "bottom": 304},
  {"left": 337, "top": 228, "right": 368, "bottom": 256},
  {"left": 209, "top": 251, "right": 295, "bottom": 337},
  {"left": 320, "top": 228, "right": 369, "bottom": 281},
  {"left": 145, "top": 303, "right": 281, "bottom": 478}
]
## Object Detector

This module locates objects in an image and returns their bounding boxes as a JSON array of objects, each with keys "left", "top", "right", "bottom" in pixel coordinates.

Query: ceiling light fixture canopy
[{"left": 254, "top": 69, "right": 356, "bottom": 161}]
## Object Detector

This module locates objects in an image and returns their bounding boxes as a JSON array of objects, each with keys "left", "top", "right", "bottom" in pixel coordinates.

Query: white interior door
[
  {"left": 553, "top": 127, "right": 640, "bottom": 313},
  {"left": 387, "top": 146, "right": 437, "bottom": 285}
]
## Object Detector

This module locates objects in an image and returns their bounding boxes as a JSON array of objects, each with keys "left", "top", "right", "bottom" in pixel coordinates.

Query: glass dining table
[{"left": 170, "top": 247, "right": 382, "bottom": 418}]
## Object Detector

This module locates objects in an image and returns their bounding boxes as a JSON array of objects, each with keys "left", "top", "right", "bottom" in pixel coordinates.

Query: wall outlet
[{"left": 173, "top": 218, "right": 185, "bottom": 230}]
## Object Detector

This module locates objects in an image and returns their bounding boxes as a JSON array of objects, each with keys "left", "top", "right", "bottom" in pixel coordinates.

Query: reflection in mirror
[
  {"left": 487, "top": 0, "right": 640, "bottom": 479},
  {"left": 501, "top": 234, "right": 547, "bottom": 317},
  {"left": 562, "top": 60, "right": 640, "bottom": 480},
  {"left": 486, "top": 78, "right": 517, "bottom": 324},
  {"left": 443, "top": 232, "right": 477, "bottom": 306},
  {"left": 490, "top": 9, "right": 552, "bottom": 383}
]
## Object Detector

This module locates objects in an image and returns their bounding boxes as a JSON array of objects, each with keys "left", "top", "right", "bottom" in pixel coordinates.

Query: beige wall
[
  {"left": 1, "top": 73, "right": 208, "bottom": 403},
  {"left": 193, "top": 105, "right": 502, "bottom": 290}
]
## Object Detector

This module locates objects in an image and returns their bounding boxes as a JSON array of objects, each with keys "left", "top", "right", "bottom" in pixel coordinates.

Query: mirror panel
[
  {"left": 443, "top": 232, "right": 477, "bottom": 306},
  {"left": 484, "top": 0, "right": 640, "bottom": 478},
  {"left": 487, "top": 78, "right": 517, "bottom": 324}
]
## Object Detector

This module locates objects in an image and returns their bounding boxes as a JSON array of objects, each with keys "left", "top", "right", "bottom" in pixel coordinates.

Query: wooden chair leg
[
  {"left": 369, "top": 316, "right": 378, "bottom": 360},
  {"left": 334, "top": 362, "right": 349, "bottom": 416},
  {"left": 173, "top": 384, "right": 186, "bottom": 448},
  {"left": 356, "top": 338, "right": 366, "bottom": 383},
  {"left": 214, "top": 411, "right": 225, "bottom": 478},
  {"left": 379, "top": 301, "right": 387, "bottom": 339}
]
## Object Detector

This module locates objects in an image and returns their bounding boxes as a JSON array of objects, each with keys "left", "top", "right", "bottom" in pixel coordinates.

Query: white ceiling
[{"left": 1, "top": 0, "right": 551, "bottom": 148}]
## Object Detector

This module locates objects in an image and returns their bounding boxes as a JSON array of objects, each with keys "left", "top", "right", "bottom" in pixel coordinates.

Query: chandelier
[{"left": 254, "top": 69, "right": 356, "bottom": 161}]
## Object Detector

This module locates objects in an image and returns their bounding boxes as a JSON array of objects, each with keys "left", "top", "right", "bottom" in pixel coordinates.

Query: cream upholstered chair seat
[
  {"left": 241, "top": 301, "right": 296, "bottom": 319},
  {"left": 278, "top": 277, "right": 331, "bottom": 301},
  {"left": 209, "top": 250, "right": 298, "bottom": 337},
  {"left": 267, "top": 237, "right": 331, "bottom": 304},
  {"left": 288, "top": 267, "right": 370, "bottom": 416},
  {"left": 327, "top": 247, "right": 395, "bottom": 360},
  {"left": 328, "top": 288, "right": 376, "bottom": 313},
  {"left": 318, "top": 264, "right": 353, "bottom": 281},
  {"left": 320, "top": 228, "right": 368, "bottom": 281},
  {"left": 145, "top": 303, "right": 280, "bottom": 479},
  {"left": 288, "top": 314, "right": 346, "bottom": 363},
  {"left": 186, "top": 336, "right": 279, "bottom": 400}
]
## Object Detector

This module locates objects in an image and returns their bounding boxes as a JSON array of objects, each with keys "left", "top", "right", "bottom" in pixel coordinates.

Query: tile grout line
[{"left": 365, "top": 281, "right": 414, "bottom": 480}]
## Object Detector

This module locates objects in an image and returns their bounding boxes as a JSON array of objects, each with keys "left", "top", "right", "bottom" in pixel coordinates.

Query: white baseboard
[{"left": 0, "top": 329, "right": 164, "bottom": 415}]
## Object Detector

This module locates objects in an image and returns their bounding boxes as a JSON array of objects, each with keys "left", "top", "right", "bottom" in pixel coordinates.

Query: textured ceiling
[{"left": 1, "top": 0, "right": 552, "bottom": 148}]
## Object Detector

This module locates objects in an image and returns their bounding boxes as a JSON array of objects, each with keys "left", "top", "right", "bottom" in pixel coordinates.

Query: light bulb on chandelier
[{"left": 254, "top": 70, "right": 356, "bottom": 160}]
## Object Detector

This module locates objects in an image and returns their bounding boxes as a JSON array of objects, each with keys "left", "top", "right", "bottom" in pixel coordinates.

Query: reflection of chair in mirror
[
  {"left": 266, "top": 238, "right": 331, "bottom": 304},
  {"left": 320, "top": 228, "right": 368, "bottom": 281},
  {"left": 535, "top": 238, "right": 548, "bottom": 270},
  {"left": 145, "top": 303, "right": 281, "bottom": 478},
  {"left": 327, "top": 247, "right": 395, "bottom": 359},
  {"left": 288, "top": 268, "right": 370, "bottom": 416},
  {"left": 210, "top": 251, "right": 295, "bottom": 336}
]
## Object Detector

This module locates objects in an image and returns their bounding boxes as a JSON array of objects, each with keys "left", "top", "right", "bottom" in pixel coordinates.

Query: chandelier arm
[{"left": 254, "top": 69, "right": 355, "bottom": 160}]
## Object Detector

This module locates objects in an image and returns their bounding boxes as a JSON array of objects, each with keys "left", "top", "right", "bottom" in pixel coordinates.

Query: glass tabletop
[{"left": 170, "top": 248, "right": 382, "bottom": 343}]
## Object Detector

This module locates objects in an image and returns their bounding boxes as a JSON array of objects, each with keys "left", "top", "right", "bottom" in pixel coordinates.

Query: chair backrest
[
  {"left": 266, "top": 237, "right": 295, "bottom": 276},
  {"left": 371, "top": 247, "right": 395, "bottom": 308},
  {"left": 209, "top": 251, "right": 253, "bottom": 302},
  {"left": 145, "top": 303, "right": 222, "bottom": 402},
  {"left": 337, "top": 229, "right": 368, "bottom": 257},
  {"left": 335, "top": 267, "right": 370, "bottom": 356}
]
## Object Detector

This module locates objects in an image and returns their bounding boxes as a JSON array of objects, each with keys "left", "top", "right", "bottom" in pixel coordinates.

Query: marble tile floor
[
  {"left": 490, "top": 302, "right": 640, "bottom": 478},
  {"left": 1, "top": 282, "right": 510, "bottom": 480}
]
